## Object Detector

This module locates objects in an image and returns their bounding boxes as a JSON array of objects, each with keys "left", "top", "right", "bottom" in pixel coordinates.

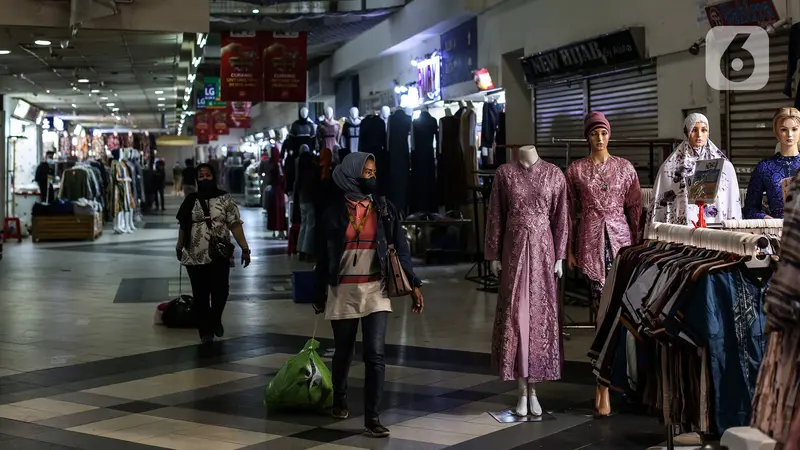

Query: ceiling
[{"left": 0, "top": 26, "right": 187, "bottom": 131}]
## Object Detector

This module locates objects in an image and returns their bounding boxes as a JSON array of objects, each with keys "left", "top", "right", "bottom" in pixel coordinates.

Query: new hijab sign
[{"left": 520, "top": 28, "right": 646, "bottom": 82}]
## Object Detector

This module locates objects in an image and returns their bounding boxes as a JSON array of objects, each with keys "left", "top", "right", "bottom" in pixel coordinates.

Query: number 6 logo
[{"left": 705, "top": 26, "right": 770, "bottom": 91}]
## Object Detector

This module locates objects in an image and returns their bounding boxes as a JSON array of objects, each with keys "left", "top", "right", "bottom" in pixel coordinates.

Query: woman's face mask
[{"left": 358, "top": 177, "right": 378, "bottom": 195}]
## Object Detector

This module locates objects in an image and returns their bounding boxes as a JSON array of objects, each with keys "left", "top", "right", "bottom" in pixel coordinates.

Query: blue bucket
[{"left": 291, "top": 270, "right": 316, "bottom": 304}]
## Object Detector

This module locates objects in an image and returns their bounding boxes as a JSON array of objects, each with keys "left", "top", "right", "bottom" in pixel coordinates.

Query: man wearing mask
[
  {"left": 181, "top": 158, "right": 197, "bottom": 196},
  {"left": 35, "top": 151, "right": 55, "bottom": 203}
]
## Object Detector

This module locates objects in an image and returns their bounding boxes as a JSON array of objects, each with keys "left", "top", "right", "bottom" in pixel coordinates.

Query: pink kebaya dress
[{"left": 485, "top": 160, "right": 569, "bottom": 382}]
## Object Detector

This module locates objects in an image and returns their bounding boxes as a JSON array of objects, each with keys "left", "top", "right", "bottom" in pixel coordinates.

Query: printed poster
[
  {"left": 220, "top": 31, "right": 263, "bottom": 102},
  {"left": 689, "top": 158, "right": 725, "bottom": 205},
  {"left": 227, "top": 102, "right": 252, "bottom": 129},
  {"left": 263, "top": 31, "right": 308, "bottom": 102}
]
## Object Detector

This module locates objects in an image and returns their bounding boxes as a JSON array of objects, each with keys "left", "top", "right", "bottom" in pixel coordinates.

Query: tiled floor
[{"left": 0, "top": 195, "right": 668, "bottom": 449}]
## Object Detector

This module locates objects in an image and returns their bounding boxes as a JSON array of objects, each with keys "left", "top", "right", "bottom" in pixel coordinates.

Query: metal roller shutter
[
  {"left": 725, "top": 32, "right": 790, "bottom": 187},
  {"left": 589, "top": 66, "right": 659, "bottom": 183},
  {"left": 533, "top": 80, "right": 585, "bottom": 169},
  {"left": 532, "top": 65, "right": 658, "bottom": 181}
]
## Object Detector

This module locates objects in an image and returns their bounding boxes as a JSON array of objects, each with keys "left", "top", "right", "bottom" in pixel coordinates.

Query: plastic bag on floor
[{"left": 264, "top": 338, "right": 334, "bottom": 412}]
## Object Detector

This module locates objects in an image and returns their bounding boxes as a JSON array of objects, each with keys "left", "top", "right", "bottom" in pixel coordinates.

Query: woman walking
[
  {"left": 176, "top": 164, "right": 251, "bottom": 344},
  {"left": 313, "top": 152, "right": 424, "bottom": 438},
  {"left": 266, "top": 147, "right": 287, "bottom": 239}
]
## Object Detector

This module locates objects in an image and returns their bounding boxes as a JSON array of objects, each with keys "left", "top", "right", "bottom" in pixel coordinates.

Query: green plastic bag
[{"left": 264, "top": 338, "right": 334, "bottom": 412}]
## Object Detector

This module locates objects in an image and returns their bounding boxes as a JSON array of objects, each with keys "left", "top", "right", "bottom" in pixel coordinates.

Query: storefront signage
[
  {"left": 263, "top": 32, "right": 308, "bottom": 103},
  {"left": 705, "top": 0, "right": 779, "bottom": 27},
  {"left": 194, "top": 110, "right": 211, "bottom": 144},
  {"left": 196, "top": 97, "right": 206, "bottom": 110},
  {"left": 204, "top": 77, "right": 220, "bottom": 101},
  {"left": 520, "top": 28, "right": 646, "bottom": 82},
  {"left": 210, "top": 108, "right": 229, "bottom": 136},
  {"left": 220, "top": 31, "right": 264, "bottom": 102},
  {"left": 440, "top": 18, "right": 478, "bottom": 87}
]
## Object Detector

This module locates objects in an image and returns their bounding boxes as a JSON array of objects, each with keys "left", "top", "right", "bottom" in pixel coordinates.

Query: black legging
[
  {"left": 154, "top": 187, "right": 165, "bottom": 210},
  {"left": 185, "top": 260, "right": 230, "bottom": 337}
]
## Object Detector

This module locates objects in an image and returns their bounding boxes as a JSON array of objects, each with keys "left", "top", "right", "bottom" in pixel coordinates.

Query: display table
[
  {"left": 721, "top": 427, "right": 776, "bottom": 450},
  {"left": 32, "top": 213, "right": 102, "bottom": 242},
  {"left": 402, "top": 219, "right": 472, "bottom": 264}
]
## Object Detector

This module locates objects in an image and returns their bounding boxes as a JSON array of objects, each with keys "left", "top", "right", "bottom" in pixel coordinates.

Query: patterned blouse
[
  {"left": 180, "top": 194, "right": 243, "bottom": 266},
  {"left": 744, "top": 153, "right": 800, "bottom": 219}
]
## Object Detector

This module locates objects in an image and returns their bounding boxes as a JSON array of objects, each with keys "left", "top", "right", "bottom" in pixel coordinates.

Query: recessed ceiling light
[
  {"left": 114, "top": 93, "right": 118, "bottom": 96},
  {"left": 77, "top": 78, "right": 89, "bottom": 83},
  {"left": 106, "top": 103, "right": 115, "bottom": 106},
  {"left": 157, "top": 97, "right": 166, "bottom": 101},
  {"left": 71, "top": 103, "right": 77, "bottom": 108},
  {"left": 252, "top": 8, "right": 260, "bottom": 13},
  {"left": 157, "top": 103, "right": 165, "bottom": 107},
  {"left": 100, "top": 97, "right": 108, "bottom": 100},
  {"left": 45, "top": 89, "right": 50, "bottom": 93},
  {"left": 112, "top": 107, "right": 120, "bottom": 112},
  {"left": 154, "top": 90, "right": 164, "bottom": 94},
  {"left": 0, "top": 50, "right": 10, "bottom": 55},
  {"left": 91, "top": 89, "right": 100, "bottom": 93},
  {"left": 34, "top": 40, "right": 51, "bottom": 46}
]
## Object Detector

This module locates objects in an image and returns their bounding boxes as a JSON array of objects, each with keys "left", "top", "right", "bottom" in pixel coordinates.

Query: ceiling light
[
  {"left": 77, "top": 78, "right": 89, "bottom": 83},
  {"left": 115, "top": 116, "right": 120, "bottom": 121},
  {"left": 72, "top": 86, "right": 78, "bottom": 91},
  {"left": 34, "top": 40, "right": 51, "bottom": 46},
  {"left": 0, "top": 50, "right": 10, "bottom": 55},
  {"left": 91, "top": 89, "right": 100, "bottom": 93},
  {"left": 157, "top": 97, "right": 166, "bottom": 101},
  {"left": 252, "top": 8, "right": 260, "bottom": 13},
  {"left": 157, "top": 103, "right": 165, "bottom": 107},
  {"left": 112, "top": 107, "right": 119, "bottom": 112},
  {"left": 106, "top": 103, "right": 115, "bottom": 106},
  {"left": 45, "top": 89, "right": 50, "bottom": 93},
  {"left": 100, "top": 97, "right": 108, "bottom": 100},
  {"left": 155, "top": 90, "right": 164, "bottom": 94},
  {"left": 114, "top": 93, "right": 118, "bottom": 96},
  {"left": 71, "top": 103, "right": 77, "bottom": 108}
]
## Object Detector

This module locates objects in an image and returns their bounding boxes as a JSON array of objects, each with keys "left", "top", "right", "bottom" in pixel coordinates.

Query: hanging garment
[
  {"left": 285, "top": 117, "right": 316, "bottom": 193},
  {"left": 107, "top": 134, "right": 121, "bottom": 151},
  {"left": 360, "top": 114, "right": 389, "bottom": 196},
  {"left": 341, "top": 116, "right": 361, "bottom": 154},
  {"left": 495, "top": 111, "right": 507, "bottom": 165},
  {"left": 481, "top": 101, "right": 503, "bottom": 165},
  {"left": 410, "top": 111, "right": 439, "bottom": 213},
  {"left": 744, "top": 153, "right": 800, "bottom": 219},
  {"left": 438, "top": 115, "right": 467, "bottom": 209},
  {"left": 387, "top": 109, "right": 412, "bottom": 213},
  {"left": 784, "top": 23, "right": 800, "bottom": 109},
  {"left": 649, "top": 141, "right": 742, "bottom": 227},
  {"left": 566, "top": 156, "right": 643, "bottom": 283},
  {"left": 484, "top": 161, "right": 569, "bottom": 382},
  {"left": 460, "top": 107, "right": 478, "bottom": 189},
  {"left": 267, "top": 150, "right": 287, "bottom": 232},
  {"left": 317, "top": 118, "right": 341, "bottom": 158}
]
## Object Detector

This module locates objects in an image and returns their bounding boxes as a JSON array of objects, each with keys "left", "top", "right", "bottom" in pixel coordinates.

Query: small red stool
[{"left": 2, "top": 217, "right": 22, "bottom": 243}]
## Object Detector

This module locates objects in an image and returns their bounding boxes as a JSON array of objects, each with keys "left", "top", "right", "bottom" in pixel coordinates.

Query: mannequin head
[
  {"left": 380, "top": 106, "right": 390, "bottom": 120},
  {"left": 584, "top": 112, "right": 610, "bottom": 153},
  {"left": 349, "top": 107, "right": 359, "bottom": 119},
  {"left": 773, "top": 107, "right": 800, "bottom": 150},
  {"left": 518, "top": 145, "right": 538, "bottom": 168},
  {"left": 403, "top": 107, "right": 413, "bottom": 116},
  {"left": 113, "top": 131, "right": 119, "bottom": 136},
  {"left": 299, "top": 107, "right": 309, "bottom": 120},
  {"left": 683, "top": 113, "right": 710, "bottom": 149},
  {"left": 324, "top": 106, "right": 334, "bottom": 120}
]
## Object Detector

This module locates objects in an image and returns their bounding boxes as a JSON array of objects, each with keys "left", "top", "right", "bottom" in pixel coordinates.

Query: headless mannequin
[
  {"left": 122, "top": 149, "right": 137, "bottom": 233},
  {"left": 380, "top": 106, "right": 390, "bottom": 128},
  {"left": 490, "top": 145, "right": 563, "bottom": 416}
]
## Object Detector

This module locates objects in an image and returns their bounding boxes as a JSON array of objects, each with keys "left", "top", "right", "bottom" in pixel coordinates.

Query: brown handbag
[{"left": 379, "top": 198, "right": 413, "bottom": 298}]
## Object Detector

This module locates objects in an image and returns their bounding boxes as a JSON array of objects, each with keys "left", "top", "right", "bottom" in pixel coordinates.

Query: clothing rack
[{"left": 647, "top": 222, "right": 771, "bottom": 450}]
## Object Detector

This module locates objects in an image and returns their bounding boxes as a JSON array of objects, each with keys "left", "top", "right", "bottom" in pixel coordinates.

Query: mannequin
[
  {"left": 438, "top": 108, "right": 466, "bottom": 209},
  {"left": 111, "top": 149, "right": 134, "bottom": 233},
  {"left": 317, "top": 106, "right": 341, "bottom": 161},
  {"left": 285, "top": 107, "right": 316, "bottom": 194},
  {"left": 744, "top": 107, "right": 800, "bottom": 219},
  {"left": 360, "top": 108, "right": 390, "bottom": 194},
  {"left": 380, "top": 106, "right": 391, "bottom": 125},
  {"left": 565, "top": 112, "right": 642, "bottom": 417},
  {"left": 108, "top": 131, "right": 121, "bottom": 152},
  {"left": 484, "top": 144, "right": 569, "bottom": 417},
  {"left": 387, "top": 106, "right": 412, "bottom": 212},
  {"left": 341, "top": 106, "right": 361, "bottom": 156},
  {"left": 649, "top": 113, "right": 742, "bottom": 228}
]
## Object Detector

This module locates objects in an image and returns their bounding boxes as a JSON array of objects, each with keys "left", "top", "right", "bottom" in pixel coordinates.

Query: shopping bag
[{"left": 264, "top": 319, "right": 333, "bottom": 412}]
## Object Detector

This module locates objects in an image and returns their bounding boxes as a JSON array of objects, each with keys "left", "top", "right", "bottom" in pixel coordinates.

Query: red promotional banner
[
  {"left": 227, "top": 102, "right": 252, "bottom": 129},
  {"left": 194, "top": 110, "right": 211, "bottom": 143},
  {"left": 263, "top": 32, "right": 308, "bottom": 102},
  {"left": 210, "top": 109, "right": 229, "bottom": 135},
  {"left": 220, "top": 31, "right": 264, "bottom": 102}
]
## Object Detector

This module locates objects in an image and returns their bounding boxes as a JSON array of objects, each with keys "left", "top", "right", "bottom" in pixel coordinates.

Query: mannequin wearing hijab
[
  {"left": 744, "top": 107, "right": 800, "bottom": 219},
  {"left": 649, "top": 113, "right": 742, "bottom": 228},
  {"left": 314, "top": 152, "right": 423, "bottom": 437}
]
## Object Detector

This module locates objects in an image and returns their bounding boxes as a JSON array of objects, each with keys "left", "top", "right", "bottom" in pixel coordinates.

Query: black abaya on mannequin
[
  {"left": 387, "top": 109, "right": 412, "bottom": 213},
  {"left": 411, "top": 111, "right": 438, "bottom": 213},
  {"left": 360, "top": 114, "right": 389, "bottom": 197},
  {"left": 438, "top": 115, "right": 466, "bottom": 210}
]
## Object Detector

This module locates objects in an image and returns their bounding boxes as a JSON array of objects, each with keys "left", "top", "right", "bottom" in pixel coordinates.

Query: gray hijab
[{"left": 333, "top": 152, "right": 374, "bottom": 201}]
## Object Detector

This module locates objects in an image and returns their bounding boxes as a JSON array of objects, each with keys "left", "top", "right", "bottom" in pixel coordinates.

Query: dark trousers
[
  {"left": 185, "top": 260, "right": 230, "bottom": 337},
  {"left": 154, "top": 188, "right": 165, "bottom": 210},
  {"left": 331, "top": 311, "right": 388, "bottom": 425},
  {"left": 38, "top": 183, "right": 53, "bottom": 203}
]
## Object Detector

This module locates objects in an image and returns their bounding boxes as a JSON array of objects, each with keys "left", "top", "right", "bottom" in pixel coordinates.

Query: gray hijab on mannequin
[{"left": 333, "top": 152, "right": 375, "bottom": 202}]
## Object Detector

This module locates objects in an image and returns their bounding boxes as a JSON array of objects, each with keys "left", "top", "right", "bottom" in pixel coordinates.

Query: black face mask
[
  {"left": 358, "top": 177, "right": 378, "bottom": 195},
  {"left": 197, "top": 179, "right": 216, "bottom": 193}
]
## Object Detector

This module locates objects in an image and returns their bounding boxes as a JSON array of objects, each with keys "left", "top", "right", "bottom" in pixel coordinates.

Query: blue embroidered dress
[{"left": 743, "top": 154, "right": 800, "bottom": 219}]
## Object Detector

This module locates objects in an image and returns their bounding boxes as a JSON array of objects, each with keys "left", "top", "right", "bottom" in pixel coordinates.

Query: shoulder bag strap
[
  {"left": 197, "top": 198, "right": 214, "bottom": 232},
  {"left": 378, "top": 196, "right": 395, "bottom": 249}
]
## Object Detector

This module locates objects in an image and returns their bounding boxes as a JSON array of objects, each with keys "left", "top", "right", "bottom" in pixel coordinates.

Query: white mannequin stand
[{"left": 490, "top": 145, "right": 563, "bottom": 417}]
